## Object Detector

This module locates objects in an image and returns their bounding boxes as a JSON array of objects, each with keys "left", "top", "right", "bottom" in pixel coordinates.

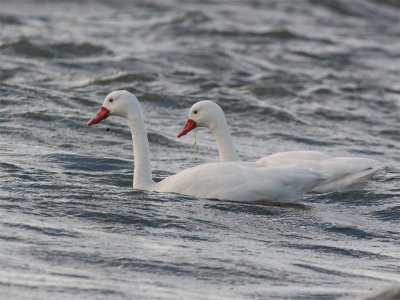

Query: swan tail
[{"left": 312, "top": 166, "right": 382, "bottom": 193}]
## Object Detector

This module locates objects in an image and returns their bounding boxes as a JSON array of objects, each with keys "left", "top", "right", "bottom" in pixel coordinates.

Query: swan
[
  {"left": 177, "top": 100, "right": 381, "bottom": 193},
  {"left": 87, "top": 90, "right": 328, "bottom": 203}
]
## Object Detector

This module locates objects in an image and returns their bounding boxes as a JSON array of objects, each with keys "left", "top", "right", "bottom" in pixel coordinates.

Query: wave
[{"left": 1, "top": 38, "right": 111, "bottom": 58}]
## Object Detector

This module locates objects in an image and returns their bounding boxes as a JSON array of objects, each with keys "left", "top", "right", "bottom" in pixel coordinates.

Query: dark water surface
[{"left": 1, "top": 0, "right": 400, "bottom": 299}]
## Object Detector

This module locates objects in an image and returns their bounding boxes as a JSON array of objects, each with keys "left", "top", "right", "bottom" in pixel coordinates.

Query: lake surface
[{"left": 1, "top": 0, "right": 399, "bottom": 299}]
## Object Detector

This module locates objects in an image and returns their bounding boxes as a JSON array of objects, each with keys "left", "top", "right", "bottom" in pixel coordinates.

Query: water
[{"left": 1, "top": 0, "right": 399, "bottom": 299}]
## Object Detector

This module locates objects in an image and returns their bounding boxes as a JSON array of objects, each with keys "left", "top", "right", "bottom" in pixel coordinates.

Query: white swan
[
  {"left": 87, "top": 91, "right": 328, "bottom": 203},
  {"left": 177, "top": 100, "right": 381, "bottom": 193}
]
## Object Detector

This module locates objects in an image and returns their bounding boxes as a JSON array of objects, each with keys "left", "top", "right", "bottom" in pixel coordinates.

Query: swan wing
[
  {"left": 257, "top": 151, "right": 381, "bottom": 192},
  {"left": 257, "top": 150, "right": 331, "bottom": 166}
]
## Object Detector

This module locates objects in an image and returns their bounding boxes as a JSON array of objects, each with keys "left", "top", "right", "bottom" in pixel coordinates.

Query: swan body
[
  {"left": 154, "top": 162, "right": 327, "bottom": 203},
  {"left": 177, "top": 100, "right": 381, "bottom": 193},
  {"left": 87, "top": 91, "right": 327, "bottom": 203}
]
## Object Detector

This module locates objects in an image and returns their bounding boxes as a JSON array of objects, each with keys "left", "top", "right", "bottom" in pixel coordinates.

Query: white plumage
[
  {"left": 88, "top": 91, "right": 327, "bottom": 203},
  {"left": 177, "top": 100, "right": 381, "bottom": 193}
]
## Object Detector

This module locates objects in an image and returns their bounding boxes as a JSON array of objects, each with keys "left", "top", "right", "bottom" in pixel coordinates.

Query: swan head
[
  {"left": 87, "top": 90, "right": 139, "bottom": 126},
  {"left": 177, "top": 100, "right": 225, "bottom": 137}
]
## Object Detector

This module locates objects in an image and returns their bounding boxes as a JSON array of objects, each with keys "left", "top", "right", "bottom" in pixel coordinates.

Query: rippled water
[{"left": 1, "top": 0, "right": 400, "bottom": 299}]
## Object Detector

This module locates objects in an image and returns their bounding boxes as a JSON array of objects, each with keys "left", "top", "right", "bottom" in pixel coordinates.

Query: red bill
[
  {"left": 177, "top": 119, "right": 197, "bottom": 138},
  {"left": 87, "top": 106, "right": 110, "bottom": 126}
]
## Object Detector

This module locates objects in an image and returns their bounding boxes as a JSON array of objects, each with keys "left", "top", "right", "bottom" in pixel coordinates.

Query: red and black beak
[
  {"left": 87, "top": 107, "right": 110, "bottom": 126},
  {"left": 177, "top": 119, "right": 197, "bottom": 138}
]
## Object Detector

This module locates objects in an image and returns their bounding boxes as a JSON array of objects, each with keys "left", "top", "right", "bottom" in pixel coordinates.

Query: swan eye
[
  {"left": 109, "top": 98, "right": 114, "bottom": 103},
  {"left": 193, "top": 110, "right": 198, "bottom": 114}
]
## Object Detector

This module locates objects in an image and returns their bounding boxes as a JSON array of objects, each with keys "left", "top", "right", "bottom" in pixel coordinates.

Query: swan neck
[
  {"left": 127, "top": 110, "right": 154, "bottom": 189},
  {"left": 210, "top": 120, "right": 239, "bottom": 162}
]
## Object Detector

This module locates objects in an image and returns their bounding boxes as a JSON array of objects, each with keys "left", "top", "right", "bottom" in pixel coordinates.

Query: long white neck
[
  {"left": 126, "top": 108, "right": 155, "bottom": 189},
  {"left": 209, "top": 119, "right": 239, "bottom": 162}
]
